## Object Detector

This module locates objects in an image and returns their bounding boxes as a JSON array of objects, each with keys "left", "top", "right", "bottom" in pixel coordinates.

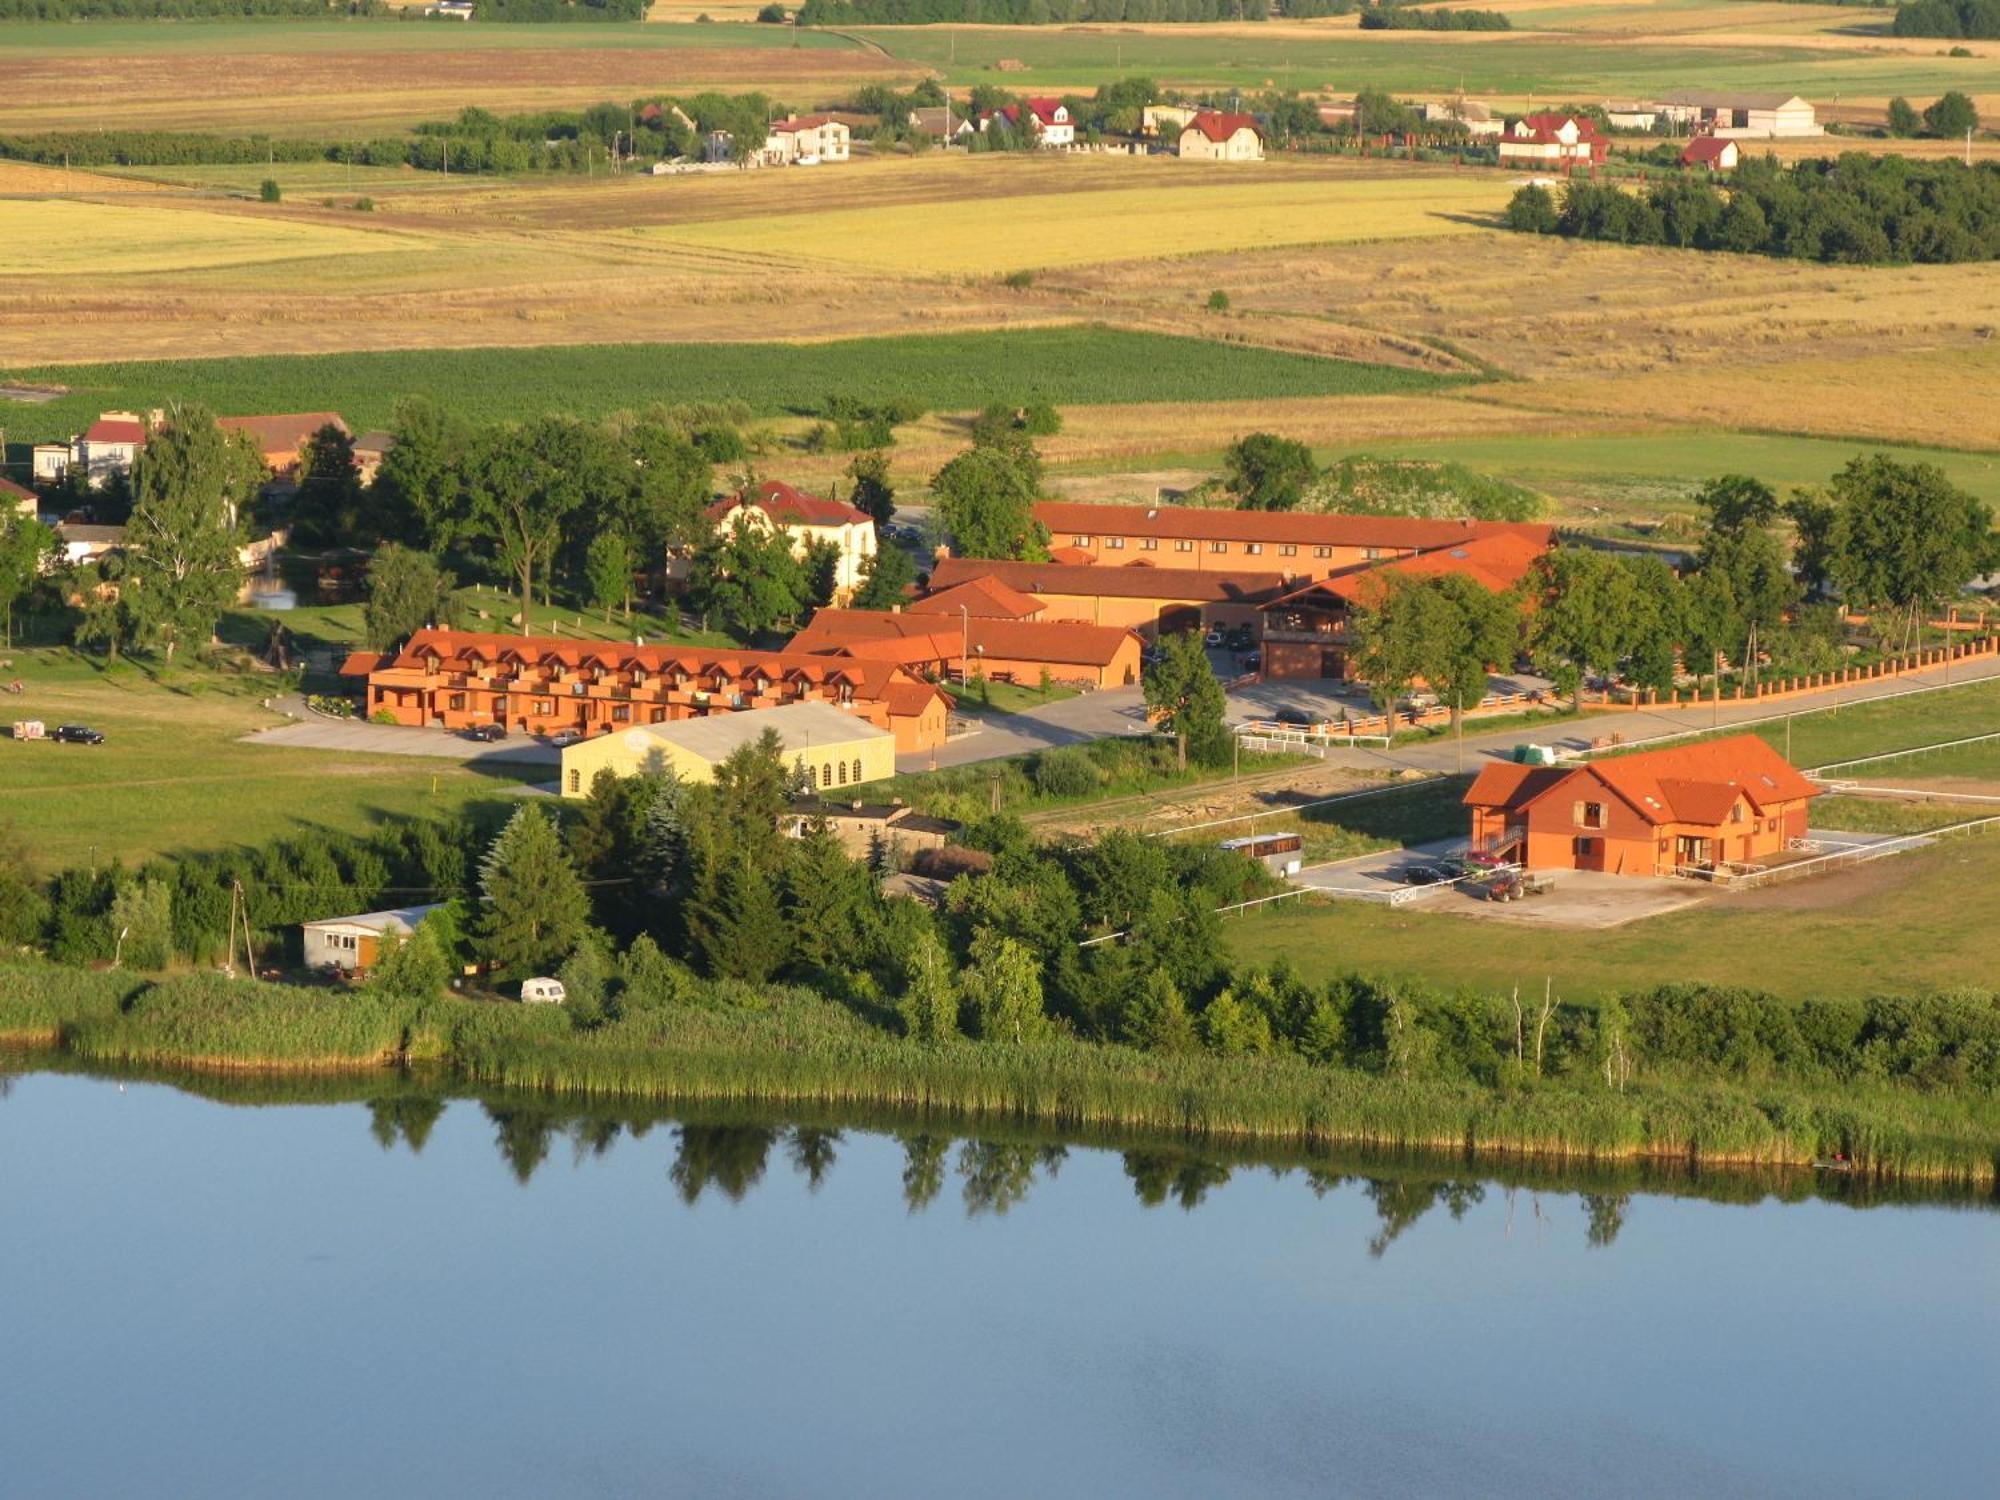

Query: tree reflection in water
[
  {"left": 957, "top": 1141, "right": 1068, "bottom": 1218},
  {"left": 1363, "top": 1179, "right": 1487, "bottom": 1260},
  {"left": 1122, "top": 1151, "right": 1234, "bottom": 1211},
  {"left": 669, "top": 1123, "right": 780, "bottom": 1205},
  {"left": 897, "top": 1133, "right": 950, "bottom": 1213},
  {"left": 368, "top": 1095, "right": 445, "bottom": 1154},
  {"left": 785, "top": 1127, "right": 842, "bottom": 1193}
]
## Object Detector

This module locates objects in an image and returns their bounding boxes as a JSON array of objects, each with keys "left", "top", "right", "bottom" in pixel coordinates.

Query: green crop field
[
  {"left": 1231, "top": 831, "right": 2000, "bottom": 1003},
  {"left": 0, "top": 327, "right": 1467, "bottom": 443},
  {"left": 1314, "top": 431, "right": 2000, "bottom": 510},
  {"left": 863, "top": 26, "right": 1996, "bottom": 101}
]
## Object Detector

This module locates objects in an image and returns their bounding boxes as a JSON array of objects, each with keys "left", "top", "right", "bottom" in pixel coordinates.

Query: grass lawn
[
  {"left": 1810, "top": 795, "right": 1994, "bottom": 835},
  {"left": 1738, "top": 678, "right": 2000, "bottom": 772},
  {"left": 0, "top": 650, "right": 537, "bottom": 872},
  {"left": 0, "top": 328, "right": 1464, "bottom": 446},
  {"left": 950, "top": 678, "right": 1082, "bottom": 717},
  {"left": 1229, "top": 830, "right": 2000, "bottom": 1004}
]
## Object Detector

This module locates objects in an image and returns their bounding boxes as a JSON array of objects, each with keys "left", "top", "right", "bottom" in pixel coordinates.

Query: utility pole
[{"left": 959, "top": 603, "right": 970, "bottom": 687}]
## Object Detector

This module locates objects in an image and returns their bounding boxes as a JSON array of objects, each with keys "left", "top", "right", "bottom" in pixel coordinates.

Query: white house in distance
[
  {"left": 1178, "top": 111, "right": 1263, "bottom": 161},
  {"left": 50, "top": 410, "right": 154, "bottom": 489},
  {"left": 302, "top": 904, "right": 441, "bottom": 975},
  {"left": 1496, "top": 113, "right": 1608, "bottom": 170},
  {"left": 767, "top": 114, "right": 851, "bottom": 164},
  {"left": 704, "top": 479, "right": 878, "bottom": 602},
  {"left": 1655, "top": 91, "right": 1820, "bottom": 139},
  {"left": 982, "top": 98, "right": 1074, "bottom": 147}
]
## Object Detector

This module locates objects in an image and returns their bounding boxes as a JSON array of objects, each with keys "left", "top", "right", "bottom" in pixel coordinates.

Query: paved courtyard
[{"left": 243, "top": 707, "right": 559, "bottom": 767}]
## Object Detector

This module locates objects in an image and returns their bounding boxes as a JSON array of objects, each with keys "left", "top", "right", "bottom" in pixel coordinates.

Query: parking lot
[{"left": 1295, "top": 840, "right": 1714, "bottom": 929}]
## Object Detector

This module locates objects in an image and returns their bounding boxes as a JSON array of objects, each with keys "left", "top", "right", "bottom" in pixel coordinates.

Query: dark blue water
[{"left": 1, "top": 1071, "right": 1994, "bottom": 1499}]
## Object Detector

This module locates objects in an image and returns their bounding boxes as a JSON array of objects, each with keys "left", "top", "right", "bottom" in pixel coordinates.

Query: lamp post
[{"left": 959, "top": 603, "right": 970, "bottom": 687}]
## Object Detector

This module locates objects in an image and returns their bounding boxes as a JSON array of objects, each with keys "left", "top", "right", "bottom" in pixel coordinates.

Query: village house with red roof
[
  {"left": 980, "top": 98, "right": 1074, "bottom": 147},
  {"left": 702, "top": 479, "right": 878, "bottom": 603},
  {"left": 1463, "top": 734, "right": 1822, "bottom": 877},
  {"left": 1178, "top": 111, "right": 1263, "bottom": 162},
  {"left": 1496, "top": 112, "right": 1607, "bottom": 170},
  {"left": 1680, "top": 136, "right": 1741, "bottom": 172},
  {"left": 218, "top": 412, "right": 350, "bottom": 481}
]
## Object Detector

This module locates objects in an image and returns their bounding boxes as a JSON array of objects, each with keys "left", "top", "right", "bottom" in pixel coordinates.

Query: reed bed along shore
[{"left": 4, "top": 967, "right": 1994, "bottom": 1189}]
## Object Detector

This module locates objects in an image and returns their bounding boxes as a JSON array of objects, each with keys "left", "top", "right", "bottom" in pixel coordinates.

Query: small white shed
[{"left": 302, "top": 905, "right": 441, "bottom": 975}]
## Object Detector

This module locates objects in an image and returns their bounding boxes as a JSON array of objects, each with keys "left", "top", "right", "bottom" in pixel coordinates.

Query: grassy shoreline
[{"left": 6, "top": 968, "right": 1994, "bottom": 1189}]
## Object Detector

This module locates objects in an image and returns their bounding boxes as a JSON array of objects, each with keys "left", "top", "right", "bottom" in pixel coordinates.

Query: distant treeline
[
  {"left": 473, "top": 0, "right": 652, "bottom": 18},
  {"left": 1892, "top": 0, "right": 2000, "bottom": 38},
  {"left": 1506, "top": 155, "right": 2000, "bottom": 265},
  {"left": 0, "top": 93, "right": 772, "bottom": 174},
  {"left": 0, "top": 0, "right": 383, "bottom": 14},
  {"left": 796, "top": 0, "right": 1275, "bottom": 21},
  {"left": 1359, "top": 5, "right": 1508, "bottom": 27}
]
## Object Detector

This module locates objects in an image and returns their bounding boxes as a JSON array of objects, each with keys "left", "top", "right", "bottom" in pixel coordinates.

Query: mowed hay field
[{"left": 647, "top": 167, "right": 1514, "bottom": 276}]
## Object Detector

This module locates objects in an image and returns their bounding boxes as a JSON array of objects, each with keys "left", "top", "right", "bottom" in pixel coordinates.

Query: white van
[{"left": 520, "top": 977, "right": 567, "bottom": 1005}]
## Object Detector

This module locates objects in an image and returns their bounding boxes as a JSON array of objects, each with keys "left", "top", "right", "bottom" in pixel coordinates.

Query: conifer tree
[
  {"left": 1123, "top": 969, "right": 1197, "bottom": 1054},
  {"left": 477, "top": 805, "right": 589, "bottom": 980}
]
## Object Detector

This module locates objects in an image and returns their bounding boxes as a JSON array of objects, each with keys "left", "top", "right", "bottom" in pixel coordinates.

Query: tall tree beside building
[
  {"left": 850, "top": 541, "right": 916, "bottom": 611},
  {"left": 1143, "top": 630, "right": 1229, "bottom": 771},
  {"left": 295, "top": 423, "right": 363, "bottom": 544},
  {"left": 123, "top": 403, "right": 261, "bottom": 661},
  {"left": 585, "top": 531, "right": 634, "bottom": 624},
  {"left": 476, "top": 804, "right": 590, "bottom": 981},
  {"left": 374, "top": 394, "right": 471, "bottom": 547},
  {"left": 362, "top": 544, "right": 458, "bottom": 652},
  {"left": 1820, "top": 455, "right": 1996, "bottom": 652},
  {"left": 0, "top": 514, "right": 57, "bottom": 650},
  {"left": 845, "top": 449, "right": 896, "bottom": 526},
  {"left": 1222, "top": 431, "right": 1318, "bottom": 512},
  {"left": 932, "top": 433, "right": 1048, "bottom": 561},
  {"left": 1351, "top": 572, "right": 1521, "bottom": 734},
  {"left": 686, "top": 519, "right": 808, "bottom": 638},
  {"left": 1529, "top": 549, "right": 1660, "bottom": 708}
]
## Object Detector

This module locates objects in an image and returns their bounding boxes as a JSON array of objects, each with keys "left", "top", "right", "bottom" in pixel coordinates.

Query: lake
[{"left": 1, "top": 1068, "right": 1994, "bottom": 1499}]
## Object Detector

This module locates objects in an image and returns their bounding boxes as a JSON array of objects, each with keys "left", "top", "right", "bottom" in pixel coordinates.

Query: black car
[
  {"left": 1400, "top": 864, "right": 1450, "bottom": 887},
  {"left": 464, "top": 722, "right": 508, "bottom": 743},
  {"left": 1273, "top": 708, "right": 1313, "bottom": 727},
  {"left": 52, "top": 725, "right": 104, "bottom": 745}
]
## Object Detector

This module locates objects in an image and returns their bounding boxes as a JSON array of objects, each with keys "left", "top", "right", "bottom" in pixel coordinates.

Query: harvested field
[
  {"left": 0, "top": 160, "right": 164, "bottom": 196},
  {"left": 1516, "top": 347, "right": 2000, "bottom": 452}
]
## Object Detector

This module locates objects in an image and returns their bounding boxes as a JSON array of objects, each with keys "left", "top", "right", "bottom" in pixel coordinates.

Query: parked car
[
  {"left": 547, "top": 730, "right": 582, "bottom": 748},
  {"left": 464, "top": 722, "right": 507, "bottom": 743},
  {"left": 52, "top": 725, "right": 104, "bottom": 745},
  {"left": 1204, "top": 629, "right": 1224, "bottom": 647},
  {"left": 1243, "top": 651, "right": 1262, "bottom": 673},
  {"left": 1400, "top": 864, "right": 1451, "bottom": 887},
  {"left": 1273, "top": 708, "right": 1313, "bottom": 727},
  {"left": 1225, "top": 625, "right": 1255, "bottom": 652}
]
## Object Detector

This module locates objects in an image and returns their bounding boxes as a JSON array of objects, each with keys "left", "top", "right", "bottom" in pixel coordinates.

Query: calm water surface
[{"left": 1, "top": 1070, "right": 1994, "bottom": 1499}]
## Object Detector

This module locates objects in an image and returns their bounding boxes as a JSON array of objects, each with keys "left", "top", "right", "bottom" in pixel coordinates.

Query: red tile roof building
[
  {"left": 1257, "top": 529, "right": 1554, "bottom": 681},
  {"left": 219, "top": 412, "right": 349, "bottom": 479},
  {"left": 1497, "top": 112, "right": 1607, "bottom": 169},
  {"left": 1680, "top": 136, "right": 1741, "bottom": 171},
  {"left": 340, "top": 628, "right": 950, "bottom": 753},
  {"left": 1179, "top": 111, "right": 1263, "bottom": 161},
  {"left": 1030, "top": 502, "right": 1552, "bottom": 582},
  {"left": 787, "top": 608, "right": 1143, "bottom": 689},
  {"left": 926, "top": 556, "right": 1289, "bottom": 637},
  {"left": 1463, "top": 734, "right": 1822, "bottom": 877}
]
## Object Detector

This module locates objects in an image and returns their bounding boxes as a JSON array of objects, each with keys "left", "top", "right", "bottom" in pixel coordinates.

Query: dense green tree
[
  {"left": 476, "top": 804, "right": 590, "bottom": 981},
  {"left": 1122, "top": 968, "right": 1197, "bottom": 1053},
  {"left": 686, "top": 517, "right": 808, "bottom": 638},
  {"left": 0, "top": 513, "right": 57, "bottom": 649},
  {"left": 368, "top": 921, "right": 452, "bottom": 1003},
  {"left": 1504, "top": 183, "right": 1558, "bottom": 234},
  {"left": 1528, "top": 549, "right": 1662, "bottom": 708},
  {"left": 584, "top": 530, "right": 634, "bottom": 623},
  {"left": 1200, "top": 987, "right": 1273, "bottom": 1056},
  {"left": 845, "top": 449, "right": 896, "bottom": 526},
  {"left": 361, "top": 544, "right": 458, "bottom": 651},
  {"left": 373, "top": 395, "right": 471, "bottom": 548},
  {"left": 295, "top": 423, "right": 363, "bottom": 543},
  {"left": 961, "top": 929, "right": 1050, "bottom": 1043},
  {"left": 0, "top": 825, "right": 48, "bottom": 950},
  {"left": 1822, "top": 455, "right": 1996, "bottom": 649},
  {"left": 1887, "top": 96, "right": 1921, "bottom": 138},
  {"left": 1223, "top": 431, "right": 1318, "bottom": 511},
  {"left": 1143, "top": 629, "right": 1229, "bottom": 771},
  {"left": 898, "top": 927, "right": 962, "bottom": 1042},
  {"left": 1351, "top": 572, "right": 1521, "bottom": 734},
  {"left": 932, "top": 438, "right": 1047, "bottom": 560},
  {"left": 783, "top": 815, "right": 878, "bottom": 973},
  {"left": 850, "top": 540, "right": 915, "bottom": 611},
  {"left": 124, "top": 404, "right": 261, "bottom": 660},
  {"left": 689, "top": 852, "right": 791, "bottom": 982},
  {"left": 1922, "top": 90, "right": 1979, "bottom": 139}
]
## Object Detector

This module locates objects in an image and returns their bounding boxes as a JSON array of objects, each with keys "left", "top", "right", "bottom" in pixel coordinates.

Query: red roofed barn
[
  {"left": 1680, "top": 136, "right": 1740, "bottom": 171},
  {"left": 1463, "top": 734, "right": 1822, "bottom": 877}
]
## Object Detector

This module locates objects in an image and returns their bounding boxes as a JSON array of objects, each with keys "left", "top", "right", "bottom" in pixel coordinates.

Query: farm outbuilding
[
  {"left": 302, "top": 904, "right": 442, "bottom": 975},
  {"left": 559, "top": 699, "right": 896, "bottom": 798}
]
